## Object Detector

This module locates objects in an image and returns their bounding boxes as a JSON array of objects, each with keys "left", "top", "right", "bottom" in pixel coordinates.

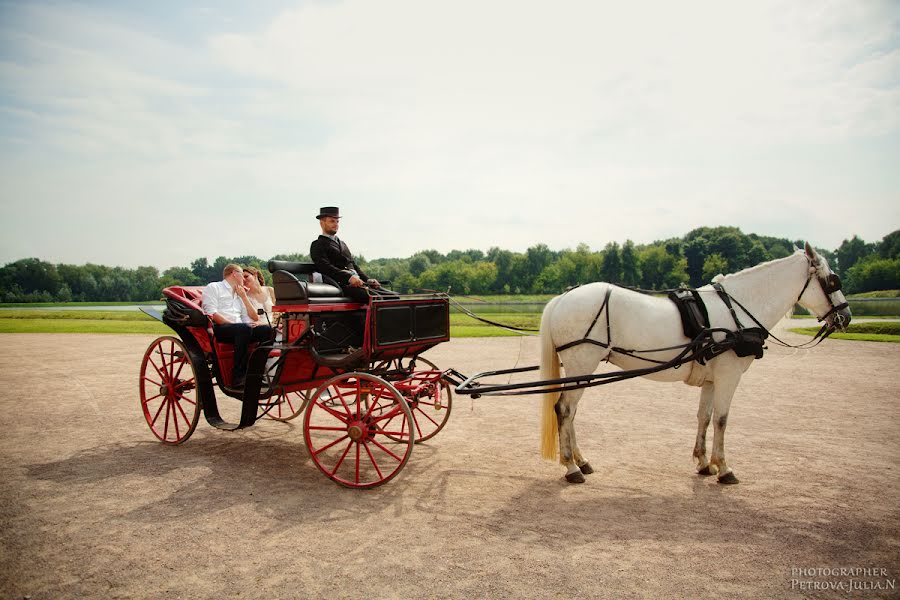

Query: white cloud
[{"left": 0, "top": 0, "right": 897, "bottom": 268}]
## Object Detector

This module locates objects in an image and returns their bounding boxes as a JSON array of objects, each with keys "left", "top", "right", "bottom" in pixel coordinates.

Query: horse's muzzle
[{"left": 830, "top": 308, "right": 851, "bottom": 332}]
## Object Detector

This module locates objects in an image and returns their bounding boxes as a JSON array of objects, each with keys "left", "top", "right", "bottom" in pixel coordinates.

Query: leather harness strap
[{"left": 556, "top": 286, "right": 613, "bottom": 352}]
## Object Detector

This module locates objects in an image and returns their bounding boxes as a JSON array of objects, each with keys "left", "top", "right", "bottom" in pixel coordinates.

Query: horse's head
[{"left": 798, "top": 242, "right": 851, "bottom": 333}]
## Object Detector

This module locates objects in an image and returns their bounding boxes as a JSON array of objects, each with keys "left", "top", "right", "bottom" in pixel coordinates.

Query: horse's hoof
[
  {"left": 718, "top": 472, "right": 740, "bottom": 485},
  {"left": 579, "top": 462, "right": 594, "bottom": 475},
  {"left": 697, "top": 465, "right": 714, "bottom": 477},
  {"left": 565, "top": 471, "right": 586, "bottom": 484}
]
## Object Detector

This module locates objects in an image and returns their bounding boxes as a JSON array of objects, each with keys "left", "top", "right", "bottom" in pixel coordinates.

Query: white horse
[{"left": 539, "top": 243, "right": 850, "bottom": 484}]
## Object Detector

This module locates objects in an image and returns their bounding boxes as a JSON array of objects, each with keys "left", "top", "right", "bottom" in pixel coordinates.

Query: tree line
[{"left": 2, "top": 227, "right": 897, "bottom": 303}]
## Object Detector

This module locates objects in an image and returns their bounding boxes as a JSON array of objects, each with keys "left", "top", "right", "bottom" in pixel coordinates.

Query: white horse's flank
[{"left": 539, "top": 243, "right": 850, "bottom": 484}]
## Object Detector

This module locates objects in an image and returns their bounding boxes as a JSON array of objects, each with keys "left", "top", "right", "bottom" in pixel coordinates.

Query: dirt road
[{"left": 1, "top": 325, "right": 898, "bottom": 599}]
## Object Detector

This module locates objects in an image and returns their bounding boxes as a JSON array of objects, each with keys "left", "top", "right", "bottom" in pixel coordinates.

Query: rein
[{"left": 415, "top": 289, "right": 540, "bottom": 334}]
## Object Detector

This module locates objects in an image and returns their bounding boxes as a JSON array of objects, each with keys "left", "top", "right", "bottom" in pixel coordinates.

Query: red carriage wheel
[
  {"left": 264, "top": 388, "right": 311, "bottom": 422},
  {"left": 304, "top": 372, "right": 413, "bottom": 488},
  {"left": 139, "top": 336, "right": 201, "bottom": 444},
  {"left": 405, "top": 356, "right": 452, "bottom": 443},
  {"left": 381, "top": 356, "right": 452, "bottom": 443}
]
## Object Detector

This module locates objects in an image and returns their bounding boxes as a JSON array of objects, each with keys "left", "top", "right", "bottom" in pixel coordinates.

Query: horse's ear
[{"left": 804, "top": 241, "right": 818, "bottom": 260}]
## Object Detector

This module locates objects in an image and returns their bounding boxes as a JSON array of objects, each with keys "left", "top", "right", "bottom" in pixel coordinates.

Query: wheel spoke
[
  {"left": 175, "top": 379, "right": 195, "bottom": 394},
  {"left": 142, "top": 392, "right": 163, "bottom": 405},
  {"left": 312, "top": 433, "right": 351, "bottom": 456},
  {"left": 159, "top": 344, "right": 171, "bottom": 381},
  {"left": 150, "top": 395, "right": 167, "bottom": 425},
  {"left": 414, "top": 405, "right": 440, "bottom": 428},
  {"left": 366, "top": 436, "right": 406, "bottom": 462},
  {"left": 148, "top": 356, "right": 167, "bottom": 382},
  {"left": 162, "top": 396, "right": 172, "bottom": 440},
  {"left": 172, "top": 356, "right": 187, "bottom": 382},
  {"left": 142, "top": 375, "right": 162, "bottom": 388},
  {"left": 171, "top": 398, "right": 181, "bottom": 439},
  {"left": 355, "top": 441, "right": 361, "bottom": 485},
  {"left": 173, "top": 396, "right": 193, "bottom": 426},
  {"left": 329, "top": 440, "right": 353, "bottom": 476},
  {"left": 315, "top": 398, "right": 351, "bottom": 423},
  {"left": 362, "top": 440, "right": 384, "bottom": 480}
]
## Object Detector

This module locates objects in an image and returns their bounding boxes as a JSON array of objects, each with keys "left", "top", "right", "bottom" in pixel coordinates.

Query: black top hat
[{"left": 316, "top": 206, "right": 340, "bottom": 219}]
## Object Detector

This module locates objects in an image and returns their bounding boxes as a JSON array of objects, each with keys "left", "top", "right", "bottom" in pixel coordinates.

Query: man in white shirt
[{"left": 201, "top": 263, "right": 273, "bottom": 388}]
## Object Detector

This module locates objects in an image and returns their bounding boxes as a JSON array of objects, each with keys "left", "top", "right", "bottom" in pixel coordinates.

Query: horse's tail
[{"left": 540, "top": 294, "right": 562, "bottom": 461}]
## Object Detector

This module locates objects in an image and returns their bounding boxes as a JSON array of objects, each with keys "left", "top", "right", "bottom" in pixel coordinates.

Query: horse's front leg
[
  {"left": 556, "top": 391, "right": 589, "bottom": 483},
  {"left": 693, "top": 383, "right": 714, "bottom": 475},
  {"left": 709, "top": 370, "right": 741, "bottom": 484}
]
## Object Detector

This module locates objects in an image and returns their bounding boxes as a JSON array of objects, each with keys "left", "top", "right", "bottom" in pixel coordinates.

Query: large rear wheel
[
  {"left": 304, "top": 372, "right": 413, "bottom": 488},
  {"left": 139, "top": 336, "right": 201, "bottom": 444}
]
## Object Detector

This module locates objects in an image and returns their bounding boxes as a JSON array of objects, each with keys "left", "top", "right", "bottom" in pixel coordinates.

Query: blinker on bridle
[{"left": 797, "top": 260, "right": 849, "bottom": 332}]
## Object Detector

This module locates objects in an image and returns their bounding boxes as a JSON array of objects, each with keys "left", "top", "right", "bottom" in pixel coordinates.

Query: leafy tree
[
  {"left": 487, "top": 247, "right": 517, "bottom": 292},
  {"left": 408, "top": 254, "right": 431, "bottom": 277},
  {"left": 524, "top": 244, "right": 555, "bottom": 289},
  {"left": 702, "top": 253, "right": 729, "bottom": 282},
  {"left": 600, "top": 242, "right": 622, "bottom": 283},
  {"left": 160, "top": 267, "right": 200, "bottom": 288},
  {"left": 835, "top": 235, "right": 874, "bottom": 277},
  {"left": 133, "top": 266, "right": 161, "bottom": 301},
  {"left": 746, "top": 240, "right": 771, "bottom": 267},
  {"left": 845, "top": 259, "right": 900, "bottom": 293},
  {"left": 877, "top": 230, "right": 900, "bottom": 259},
  {"left": 620, "top": 240, "right": 640, "bottom": 286},
  {"left": 639, "top": 245, "right": 687, "bottom": 289},
  {"left": 0, "top": 258, "right": 61, "bottom": 296},
  {"left": 683, "top": 238, "right": 707, "bottom": 287}
]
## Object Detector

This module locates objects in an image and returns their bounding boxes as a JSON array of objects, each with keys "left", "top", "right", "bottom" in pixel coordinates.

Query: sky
[{"left": 0, "top": 0, "right": 898, "bottom": 270}]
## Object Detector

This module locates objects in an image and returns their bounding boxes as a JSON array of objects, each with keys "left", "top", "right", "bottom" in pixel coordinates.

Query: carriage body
[{"left": 138, "top": 261, "right": 453, "bottom": 488}]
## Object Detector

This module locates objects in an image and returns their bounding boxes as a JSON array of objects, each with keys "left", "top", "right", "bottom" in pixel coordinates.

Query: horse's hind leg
[
  {"left": 693, "top": 383, "right": 714, "bottom": 475},
  {"left": 556, "top": 390, "right": 589, "bottom": 483}
]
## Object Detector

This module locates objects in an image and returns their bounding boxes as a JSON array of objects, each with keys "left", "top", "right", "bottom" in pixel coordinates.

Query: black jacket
[{"left": 310, "top": 235, "right": 369, "bottom": 286}]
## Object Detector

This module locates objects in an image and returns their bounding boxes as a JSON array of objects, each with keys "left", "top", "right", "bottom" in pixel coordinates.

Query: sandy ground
[{"left": 0, "top": 322, "right": 898, "bottom": 599}]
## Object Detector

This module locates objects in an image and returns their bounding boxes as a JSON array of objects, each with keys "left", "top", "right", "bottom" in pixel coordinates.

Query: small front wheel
[
  {"left": 139, "top": 336, "right": 201, "bottom": 444},
  {"left": 405, "top": 356, "right": 452, "bottom": 443},
  {"left": 304, "top": 373, "right": 413, "bottom": 488}
]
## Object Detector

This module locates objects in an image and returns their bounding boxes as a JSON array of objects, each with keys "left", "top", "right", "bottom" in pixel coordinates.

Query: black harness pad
[
  {"left": 668, "top": 288, "right": 710, "bottom": 340},
  {"left": 730, "top": 327, "right": 768, "bottom": 359}
]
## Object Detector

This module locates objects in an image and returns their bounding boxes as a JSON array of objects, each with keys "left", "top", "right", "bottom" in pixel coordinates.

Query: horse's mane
[{"left": 710, "top": 249, "right": 805, "bottom": 285}]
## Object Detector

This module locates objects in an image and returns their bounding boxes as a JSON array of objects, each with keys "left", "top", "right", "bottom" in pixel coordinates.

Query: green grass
[
  {"left": 449, "top": 311, "right": 541, "bottom": 337},
  {"left": 0, "top": 319, "right": 172, "bottom": 334},
  {"left": 452, "top": 294, "right": 554, "bottom": 303},
  {"left": 0, "top": 310, "right": 160, "bottom": 321},
  {"left": 0, "top": 310, "right": 171, "bottom": 334},
  {"left": 0, "top": 301, "right": 164, "bottom": 308},
  {"left": 847, "top": 290, "right": 900, "bottom": 299},
  {"left": 789, "top": 321, "right": 900, "bottom": 343}
]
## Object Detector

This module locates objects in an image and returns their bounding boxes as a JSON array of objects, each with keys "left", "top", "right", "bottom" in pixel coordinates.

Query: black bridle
[
  {"left": 722, "top": 257, "right": 850, "bottom": 349},
  {"left": 796, "top": 261, "right": 850, "bottom": 332}
]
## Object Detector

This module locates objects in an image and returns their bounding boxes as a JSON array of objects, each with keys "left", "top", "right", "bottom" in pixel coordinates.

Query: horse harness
[{"left": 554, "top": 262, "right": 847, "bottom": 368}]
